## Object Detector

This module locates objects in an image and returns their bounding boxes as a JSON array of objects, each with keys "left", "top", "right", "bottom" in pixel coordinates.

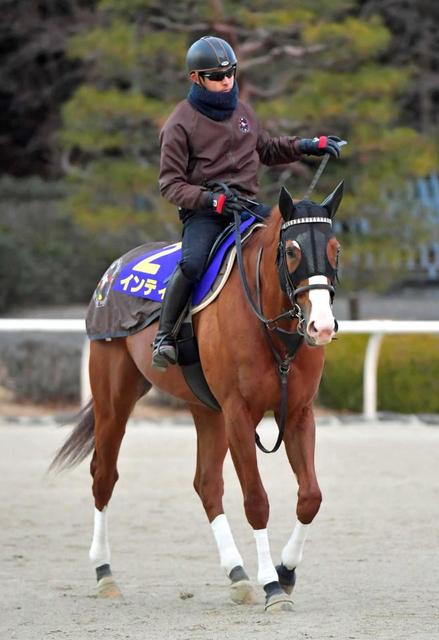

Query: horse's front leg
[
  {"left": 224, "top": 398, "right": 294, "bottom": 612},
  {"left": 277, "top": 405, "right": 322, "bottom": 595},
  {"left": 190, "top": 404, "right": 257, "bottom": 605}
]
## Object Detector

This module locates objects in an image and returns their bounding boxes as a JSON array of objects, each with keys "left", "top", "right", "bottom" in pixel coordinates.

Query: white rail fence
[{"left": 1, "top": 319, "right": 438, "bottom": 420}]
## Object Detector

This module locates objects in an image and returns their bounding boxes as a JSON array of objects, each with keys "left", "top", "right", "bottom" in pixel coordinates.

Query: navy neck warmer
[{"left": 187, "top": 81, "right": 239, "bottom": 121}]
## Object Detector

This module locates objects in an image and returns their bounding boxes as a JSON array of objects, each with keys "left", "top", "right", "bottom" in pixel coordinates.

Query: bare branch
[
  {"left": 147, "top": 16, "right": 208, "bottom": 32},
  {"left": 239, "top": 40, "right": 268, "bottom": 56},
  {"left": 60, "top": 151, "right": 88, "bottom": 177},
  {"left": 240, "top": 43, "right": 326, "bottom": 71},
  {"left": 245, "top": 74, "right": 297, "bottom": 99}
]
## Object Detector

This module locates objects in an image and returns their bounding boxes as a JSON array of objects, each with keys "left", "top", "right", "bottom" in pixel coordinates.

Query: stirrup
[{"left": 152, "top": 336, "right": 177, "bottom": 371}]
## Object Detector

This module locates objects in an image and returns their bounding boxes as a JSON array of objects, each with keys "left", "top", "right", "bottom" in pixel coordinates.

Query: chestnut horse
[{"left": 51, "top": 181, "right": 343, "bottom": 612}]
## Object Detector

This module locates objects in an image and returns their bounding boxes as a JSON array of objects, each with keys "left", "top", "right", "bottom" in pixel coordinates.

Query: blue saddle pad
[{"left": 112, "top": 217, "right": 256, "bottom": 307}]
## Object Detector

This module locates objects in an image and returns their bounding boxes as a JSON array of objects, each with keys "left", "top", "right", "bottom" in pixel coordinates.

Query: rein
[
  {"left": 226, "top": 154, "right": 336, "bottom": 454},
  {"left": 254, "top": 246, "right": 303, "bottom": 454},
  {"left": 233, "top": 211, "right": 305, "bottom": 454},
  {"left": 233, "top": 211, "right": 336, "bottom": 454}
]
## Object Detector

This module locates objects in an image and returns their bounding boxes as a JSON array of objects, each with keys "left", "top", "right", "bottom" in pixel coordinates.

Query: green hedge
[{"left": 319, "top": 334, "right": 439, "bottom": 414}]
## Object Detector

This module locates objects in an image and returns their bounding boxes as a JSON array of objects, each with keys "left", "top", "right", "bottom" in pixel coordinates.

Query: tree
[
  {"left": 59, "top": 0, "right": 438, "bottom": 294},
  {"left": 359, "top": 0, "right": 439, "bottom": 135},
  {"left": 0, "top": 0, "right": 97, "bottom": 178}
]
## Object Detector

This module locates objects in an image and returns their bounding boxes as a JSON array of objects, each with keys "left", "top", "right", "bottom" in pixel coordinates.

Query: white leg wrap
[
  {"left": 89, "top": 506, "right": 111, "bottom": 568},
  {"left": 281, "top": 521, "right": 310, "bottom": 570},
  {"left": 211, "top": 514, "right": 243, "bottom": 575},
  {"left": 253, "top": 529, "right": 278, "bottom": 586}
]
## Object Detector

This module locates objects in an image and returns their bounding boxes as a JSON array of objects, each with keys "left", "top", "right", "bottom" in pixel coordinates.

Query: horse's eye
[{"left": 286, "top": 248, "right": 297, "bottom": 259}]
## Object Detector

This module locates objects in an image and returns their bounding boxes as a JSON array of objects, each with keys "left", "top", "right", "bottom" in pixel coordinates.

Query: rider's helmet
[{"left": 186, "top": 36, "right": 237, "bottom": 74}]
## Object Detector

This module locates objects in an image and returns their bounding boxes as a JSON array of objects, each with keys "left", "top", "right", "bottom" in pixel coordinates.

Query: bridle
[
  {"left": 233, "top": 210, "right": 338, "bottom": 453},
  {"left": 234, "top": 212, "right": 338, "bottom": 335}
]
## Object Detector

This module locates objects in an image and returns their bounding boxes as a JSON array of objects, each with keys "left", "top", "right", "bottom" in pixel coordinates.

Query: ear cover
[
  {"left": 320, "top": 180, "right": 344, "bottom": 218},
  {"left": 279, "top": 186, "right": 296, "bottom": 222}
]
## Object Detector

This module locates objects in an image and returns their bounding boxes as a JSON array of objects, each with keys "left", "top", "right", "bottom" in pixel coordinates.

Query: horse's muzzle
[{"left": 305, "top": 318, "right": 336, "bottom": 346}]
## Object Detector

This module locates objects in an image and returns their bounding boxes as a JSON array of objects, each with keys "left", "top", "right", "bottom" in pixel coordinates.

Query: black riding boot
[{"left": 151, "top": 264, "right": 193, "bottom": 370}]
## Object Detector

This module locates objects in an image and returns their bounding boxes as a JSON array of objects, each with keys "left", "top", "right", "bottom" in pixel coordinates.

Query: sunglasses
[{"left": 199, "top": 65, "right": 236, "bottom": 82}]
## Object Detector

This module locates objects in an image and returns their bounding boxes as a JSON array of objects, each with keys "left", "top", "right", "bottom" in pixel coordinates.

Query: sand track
[{"left": 1, "top": 418, "right": 438, "bottom": 639}]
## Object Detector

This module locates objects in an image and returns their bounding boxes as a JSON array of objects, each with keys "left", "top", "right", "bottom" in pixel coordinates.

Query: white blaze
[{"left": 307, "top": 275, "right": 335, "bottom": 344}]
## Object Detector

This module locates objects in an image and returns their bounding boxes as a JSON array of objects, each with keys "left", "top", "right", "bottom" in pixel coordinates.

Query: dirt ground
[{"left": 1, "top": 416, "right": 438, "bottom": 640}]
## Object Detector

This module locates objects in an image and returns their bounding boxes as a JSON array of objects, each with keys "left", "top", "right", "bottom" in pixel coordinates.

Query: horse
[{"left": 50, "top": 180, "right": 344, "bottom": 612}]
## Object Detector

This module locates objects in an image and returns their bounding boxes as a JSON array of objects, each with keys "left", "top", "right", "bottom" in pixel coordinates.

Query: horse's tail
[{"left": 49, "top": 400, "right": 95, "bottom": 473}]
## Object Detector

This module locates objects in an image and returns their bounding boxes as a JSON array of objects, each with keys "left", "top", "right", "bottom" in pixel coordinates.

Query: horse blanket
[{"left": 86, "top": 217, "right": 262, "bottom": 341}]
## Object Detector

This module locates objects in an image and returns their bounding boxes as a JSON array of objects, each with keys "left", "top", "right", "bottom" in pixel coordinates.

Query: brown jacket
[{"left": 159, "top": 99, "right": 302, "bottom": 210}]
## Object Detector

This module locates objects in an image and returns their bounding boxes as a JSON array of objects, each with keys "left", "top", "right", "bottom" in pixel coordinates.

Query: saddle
[{"left": 86, "top": 217, "right": 263, "bottom": 409}]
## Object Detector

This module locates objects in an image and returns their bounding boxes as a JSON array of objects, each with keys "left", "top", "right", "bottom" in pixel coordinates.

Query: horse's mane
[{"left": 254, "top": 206, "right": 279, "bottom": 249}]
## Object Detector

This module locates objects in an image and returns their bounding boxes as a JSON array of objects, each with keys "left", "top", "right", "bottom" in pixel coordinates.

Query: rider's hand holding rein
[
  {"left": 297, "top": 135, "right": 345, "bottom": 159},
  {"left": 206, "top": 190, "right": 242, "bottom": 219}
]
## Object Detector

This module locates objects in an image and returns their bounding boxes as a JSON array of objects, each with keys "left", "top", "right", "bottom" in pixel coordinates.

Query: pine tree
[{"left": 60, "top": 0, "right": 438, "bottom": 291}]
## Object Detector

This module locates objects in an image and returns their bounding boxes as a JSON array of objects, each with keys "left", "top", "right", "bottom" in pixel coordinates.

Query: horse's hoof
[
  {"left": 265, "top": 592, "right": 294, "bottom": 613},
  {"left": 276, "top": 563, "right": 296, "bottom": 595},
  {"left": 96, "top": 576, "right": 123, "bottom": 598},
  {"left": 229, "top": 579, "right": 258, "bottom": 605}
]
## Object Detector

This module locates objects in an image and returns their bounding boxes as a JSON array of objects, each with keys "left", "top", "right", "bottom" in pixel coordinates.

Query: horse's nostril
[
  {"left": 308, "top": 321, "right": 317, "bottom": 335},
  {"left": 307, "top": 320, "right": 334, "bottom": 338}
]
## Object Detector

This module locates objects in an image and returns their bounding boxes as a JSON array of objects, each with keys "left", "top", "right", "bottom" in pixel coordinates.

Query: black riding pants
[{"left": 179, "top": 203, "right": 271, "bottom": 282}]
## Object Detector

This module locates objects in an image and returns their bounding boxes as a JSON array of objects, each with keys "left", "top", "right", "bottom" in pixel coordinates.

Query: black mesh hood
[
  {"left": 290, "top": 223, "right": 335, "bottom": 284},
  {"left": 279, "top": 200, "right": 337, "bottom": 287}
]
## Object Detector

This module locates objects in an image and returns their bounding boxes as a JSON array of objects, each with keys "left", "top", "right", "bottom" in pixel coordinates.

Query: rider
[{"left": 152, "top": 35, "right": 344, "bottom": 370}]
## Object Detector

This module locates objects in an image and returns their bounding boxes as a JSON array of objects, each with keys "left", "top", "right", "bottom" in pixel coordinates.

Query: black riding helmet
[{"left": 186, "top": 36, "right": 237, "bottom": 73}]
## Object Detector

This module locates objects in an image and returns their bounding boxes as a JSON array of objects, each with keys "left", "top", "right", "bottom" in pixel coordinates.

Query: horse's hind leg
[
  {"left": 190, "top": 405, "right": 257, "bottom": 605},
  {"left": 88, "top": 339, "right": 150, "bottom": 598},
  {"left": 277, "top": 405, "right": 322, "bottom": 595}
]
